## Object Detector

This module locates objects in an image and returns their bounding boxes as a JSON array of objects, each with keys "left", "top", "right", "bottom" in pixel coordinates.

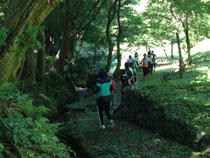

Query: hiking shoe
[
  {"left": 109, "top": 120, "right": 115, "bottom": 128},
  {"left": 99, "top": 125, "right": 106, "bottom": 129}
]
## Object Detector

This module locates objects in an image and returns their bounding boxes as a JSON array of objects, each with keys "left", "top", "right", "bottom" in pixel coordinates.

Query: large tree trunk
[
  {"left": 106, "top": 35, "right": 114, "bottom": 73},
  {"left": 105, "top": 0, "right": 117, "bottom": 72},
  {"left": 56, "top": 0, "right": 72, "bottom": 72},
  {"left": 184, "top": 25, "right": 192, "bottom": 65},
  {"left": 176, "top": 32, "right": 183, "bottom": 78},
  {"left": 0, "top": 0, "right": 60, "bottom": 80},
  {"left": 114, "top": 0, "right": 122, "bottom": 77}
]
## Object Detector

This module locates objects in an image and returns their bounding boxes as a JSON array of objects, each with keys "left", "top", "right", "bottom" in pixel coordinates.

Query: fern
[{"left": 0, "top": 82, "right": 73, "bottom": 157}]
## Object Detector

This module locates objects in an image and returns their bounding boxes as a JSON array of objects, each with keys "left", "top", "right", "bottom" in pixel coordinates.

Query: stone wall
[{"left": 113, "top": 89, "right": 209, "bottom": 151}]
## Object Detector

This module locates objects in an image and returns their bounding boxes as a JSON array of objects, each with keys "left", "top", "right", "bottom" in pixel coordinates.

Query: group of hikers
[
  {"left": 120, "top": 50, "right": 157, "bottom": 93},
  {"left": 95, "top": 51, "right": 157, "bottom": 129}
]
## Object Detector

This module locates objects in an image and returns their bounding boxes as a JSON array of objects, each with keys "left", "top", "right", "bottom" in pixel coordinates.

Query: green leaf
[
  {"left": 0, "top": 153, "right": 4, "bottom": 158},
  {"left": 13, "top": 134, "right": 19, "bottom": 144},
  {"left": 0, "top": 143, "right": 4, "bottom": 152}
]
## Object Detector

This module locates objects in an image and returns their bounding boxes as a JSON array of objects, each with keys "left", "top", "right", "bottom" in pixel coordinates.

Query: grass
[
  {"left": 63, "top": 108, "right": 195, "bottom": 158},
  {"left": 136, "top": 51, "right": 210, "bottom": 135},
  {"left": 59, "top": 51, "right": 210, "bottom": 158}
]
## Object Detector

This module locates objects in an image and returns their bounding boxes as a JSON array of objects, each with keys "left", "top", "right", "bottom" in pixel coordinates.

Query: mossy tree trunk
[{"left": 0, "top": 0, "right": 60, "bottom": 80}]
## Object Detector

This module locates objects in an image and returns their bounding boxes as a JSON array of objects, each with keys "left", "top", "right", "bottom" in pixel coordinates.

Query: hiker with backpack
[
  {"left": 152, "top": 51, "right": 157, "bottom": 71},
  {"left": 124, "top": 61, "right": 135, "bottom": 86},
  {"left": 134, "top": 52, "right": 139, "bottom": 66},
  {"left": 96, "top": 68, "right": 114, "bottom": 129},
  {"left": 127, "top": 55, "right": 134, "bottom": 66},
  {"left": 131, "top": 60, "right": 138, "bottom": 87},
  {"left": 141, "top": 53, "right": 149, "bottom": 80},
  {"left": 120, "top": 69, "right": 128, "bottom": 95},
  {"left": 149, "top": 53, "right": 153, "bottom": 74}
]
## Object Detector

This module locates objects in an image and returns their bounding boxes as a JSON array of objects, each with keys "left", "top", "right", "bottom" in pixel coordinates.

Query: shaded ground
[{"left": 59, "top": 54, "right": 209, "bottom": 158}]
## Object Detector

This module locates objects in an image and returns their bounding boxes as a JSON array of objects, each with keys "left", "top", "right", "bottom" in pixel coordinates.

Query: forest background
[{"left": 0, "top": 0, "right": 209, "bottom": 157}]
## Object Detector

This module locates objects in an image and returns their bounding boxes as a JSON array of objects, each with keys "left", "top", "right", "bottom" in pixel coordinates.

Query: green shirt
[{"left": 97, "top": 81, "right": 112, "bottom": 98}]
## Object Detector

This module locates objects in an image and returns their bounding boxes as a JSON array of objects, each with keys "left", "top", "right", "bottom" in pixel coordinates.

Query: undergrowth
[{"left": 0, "top": 82, "right": 74, "bottom": 158}]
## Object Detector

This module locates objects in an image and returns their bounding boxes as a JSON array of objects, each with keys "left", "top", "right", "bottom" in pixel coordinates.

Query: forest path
[{"left": 59, "top": 58, "right": 207, "bottom": 158}]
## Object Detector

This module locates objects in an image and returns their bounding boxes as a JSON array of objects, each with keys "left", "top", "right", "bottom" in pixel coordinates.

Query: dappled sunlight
[
  {"left": 156, "top": 60, "right": 179, "bottom": 71},
  {"left": 208, "top": 71, "right": 210, "bottom": 80},
  {"left": 196, "top": 67, "right": 208, "bottom": 71}
]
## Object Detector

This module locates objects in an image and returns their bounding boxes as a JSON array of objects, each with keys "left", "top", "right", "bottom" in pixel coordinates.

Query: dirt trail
[{"left": 60, "top": 60, "right": 208, "bottom": 158}]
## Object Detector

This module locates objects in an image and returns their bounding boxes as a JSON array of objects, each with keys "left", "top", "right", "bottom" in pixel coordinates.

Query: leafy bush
[
  {"left": 0, "top": 82, "right": 73, "bottom": 157},
  {"left": 63, "top": 57, "right": 94, "bottom": 87},
  {"left": 44, "top": 71, "right": 75, "bottom": 106}
]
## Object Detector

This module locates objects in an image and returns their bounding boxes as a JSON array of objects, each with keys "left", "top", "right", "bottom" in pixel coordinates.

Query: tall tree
[
  {"left": 105, "top": 0, "right": 118, "bottom": 72},
  {"left": 176, "top": 31, "right": 183, "bottom": 78},
  {"left": 168, "top": 0, "right": 209, "bottom": 65},
  {"left": 170, "top": 36, "right": 177, "bottom": 58},
  {"left": 142, "top": 0, "right": 176, "bottom": 53},
  {"left": 114, "top": 0, "right": 122, "bottom": 76},
  {"left": 51, "top": 0, "right": 108, "bottom": 71},
  {"left": 170, "top": 3, "right": 184, "bottom": 78},
  {"left": 56, "top": 0, "right": 72, "bottom": 72}
]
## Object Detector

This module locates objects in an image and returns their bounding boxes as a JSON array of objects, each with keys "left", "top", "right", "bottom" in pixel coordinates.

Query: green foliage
[
  {"left": 10, "top": 27, "right": 44, "bottom": 58},
  {"left": 0, "top": 82, "right": 73, "bottom": 157},
  {"left": 18, "top": 27, "right": 44, "bottom": 50},
  {"left": 18, "top": 79, "right": 59, "bottom": 121},
  {"left": 0, "top": 26, "right": 8, "bottom": 46},
  {"left": 17, "top": 70, "right": 75, "bottom": 121},
  {"left": 63, "top": 56, "right": 95, "bottom": 87},
  {"left": 0, "top": 0, "right": 9, "bottom": 12},
  {"left": 44, "top": 71, "right": 75, "bottom": 106},
  {"left": 0, "top": 0, "right": 9, "bottom": 25},
  {"left": 143, "top": 0, "right": 210, "bottom": 51}
]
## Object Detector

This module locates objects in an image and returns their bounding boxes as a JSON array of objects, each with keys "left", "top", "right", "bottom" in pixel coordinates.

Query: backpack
[
  {"left": 126, "top": 68, "right": 134, "bottom": 85},
  {"left": 126, "top": 69, "right": 132, "bottom": 77},
  {"left": 129, "top": 67, "right": 134, "bottom": 76}
]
